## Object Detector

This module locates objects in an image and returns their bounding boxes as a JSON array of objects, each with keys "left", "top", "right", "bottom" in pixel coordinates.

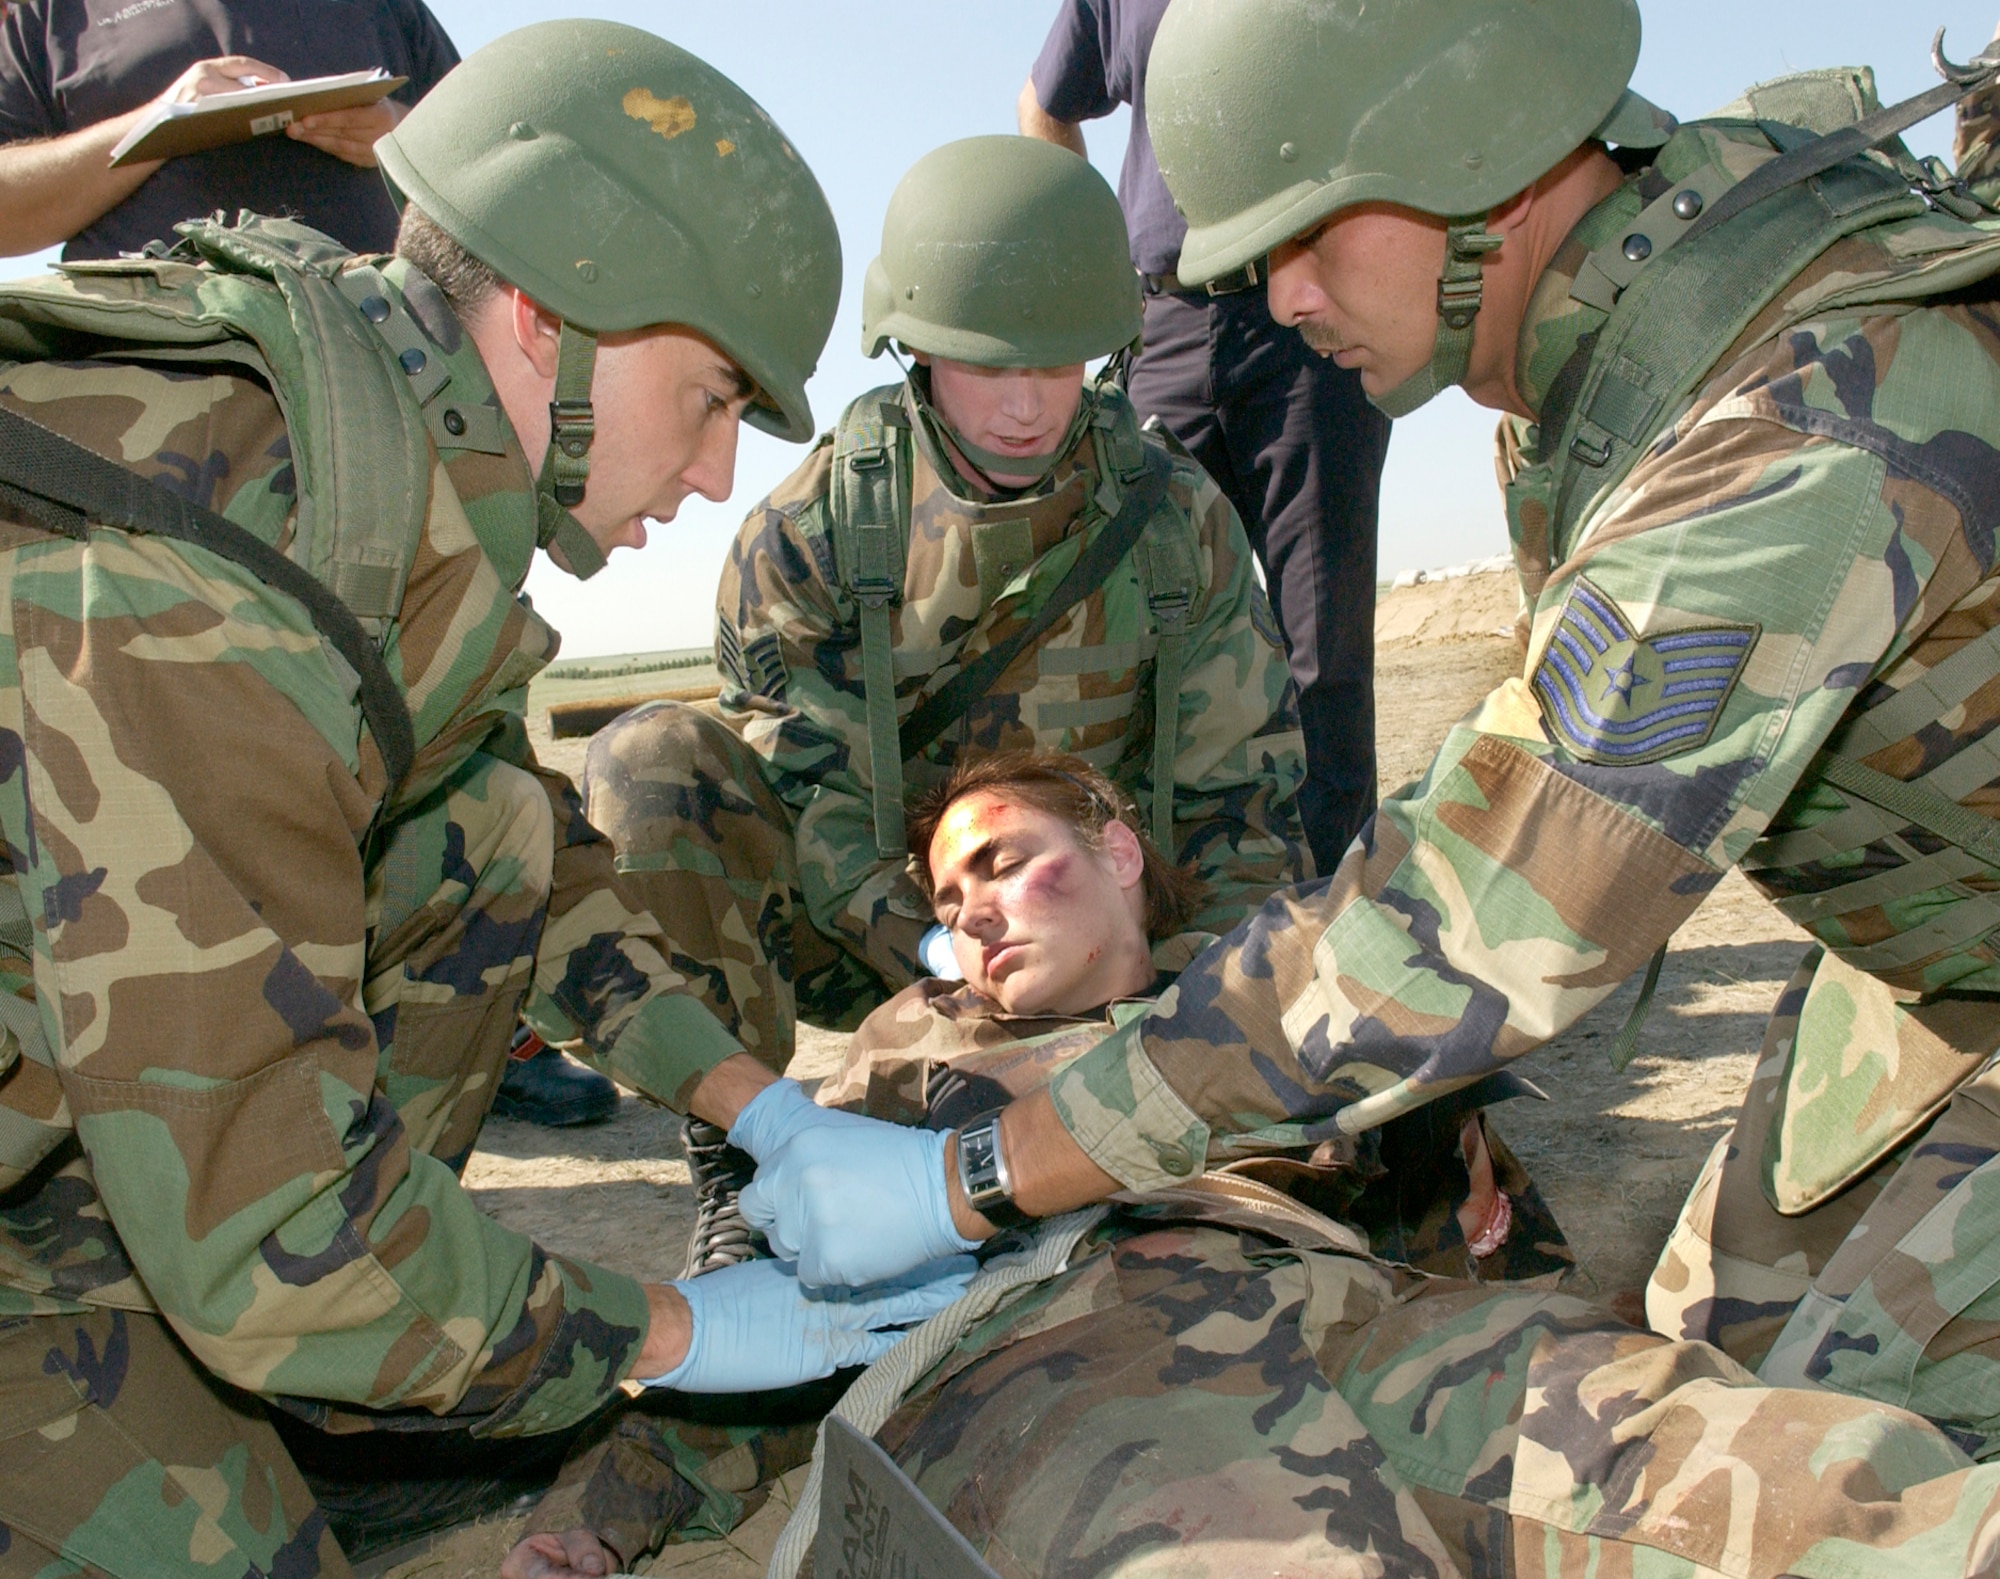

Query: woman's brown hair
[{"left": 907, "top": 750, "right": 1209, "bottom": 941}]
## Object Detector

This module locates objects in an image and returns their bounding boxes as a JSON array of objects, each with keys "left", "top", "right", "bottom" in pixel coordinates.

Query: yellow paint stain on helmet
[
  {"left": 622, "top": 88, "right": 695, "bottom": 139},
  {"left": 716, "top": 137, "right": 736, "bottom": 157}
]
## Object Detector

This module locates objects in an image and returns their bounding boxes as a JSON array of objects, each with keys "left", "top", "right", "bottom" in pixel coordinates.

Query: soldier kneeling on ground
[
  {"left": 580, "top": 135, "right": 1314, "bottom": 1283},
  {"left": 0, "top": 21, "right": 985, "bottom": 1577}
]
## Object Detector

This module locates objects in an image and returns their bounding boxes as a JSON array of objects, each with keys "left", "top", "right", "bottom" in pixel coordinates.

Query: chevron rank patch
[{"left": 1532, "top": 577, "right": 1758, "bottom": 766}]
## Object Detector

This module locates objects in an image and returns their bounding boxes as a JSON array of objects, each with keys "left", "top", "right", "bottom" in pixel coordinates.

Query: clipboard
[{"left": 108, "top": 69, "right": 408, "bottom": 167}]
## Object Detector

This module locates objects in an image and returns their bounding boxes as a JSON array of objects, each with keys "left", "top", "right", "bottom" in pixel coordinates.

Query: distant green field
[{"left": 530, "top": 647, "right": 721, "bottom": 713}]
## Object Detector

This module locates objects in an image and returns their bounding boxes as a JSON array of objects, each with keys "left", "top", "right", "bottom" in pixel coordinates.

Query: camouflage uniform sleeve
[
  {"left": 10, "top": 538, "right": 647, "bottom": 1433},
  {"left": 1050, "top": 301, "right": 2000, "bottom": 1189},
  {"left": 714, "top": 449, "right": 926, "bottom": 980},
  {"left": 494, "top": 718, "right": 749, "bottom": 1110},
  {"left": 1154, "top": 459, "right": 1312, "bottom": 933}
]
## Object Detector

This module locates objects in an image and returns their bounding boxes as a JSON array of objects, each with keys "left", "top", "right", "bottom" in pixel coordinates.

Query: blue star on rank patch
[{"left": 1531, "top": 577, "right": 1759, "bottom": 766}]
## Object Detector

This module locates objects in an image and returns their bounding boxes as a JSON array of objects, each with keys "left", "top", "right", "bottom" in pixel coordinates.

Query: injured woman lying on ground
[{"left": 502, "top": 749, "right": 2000, "bottom": 1579}]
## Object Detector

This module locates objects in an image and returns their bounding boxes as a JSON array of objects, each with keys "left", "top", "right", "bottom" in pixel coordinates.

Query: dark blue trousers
[{"left": 1126, "top": 285, "right": 1392, "bottom": 868}]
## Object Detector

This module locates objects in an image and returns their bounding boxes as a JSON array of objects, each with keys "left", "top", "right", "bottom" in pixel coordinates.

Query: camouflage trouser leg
[
  {"left": 583, "top": 702, "right": 904, "bottom": 1073},
  {"left": 364, "top": 749, "right": 555, "bottom": 1170},
  {"left": 874, "top": 1225, "right": 2000, "bottom": 1578},
  {"left": 0, "top": 1306, "right": 347, "bottom": 1579},
  {"left": 1649, "top": 953, "right": 2000, "bottom": 1458}
]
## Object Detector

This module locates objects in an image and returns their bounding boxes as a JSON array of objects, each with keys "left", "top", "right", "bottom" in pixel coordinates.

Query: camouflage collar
[
  {"left": 935, "top": 980, "right": 1164, "bottom": 1031},
  {"left": 1511, "top": 174, "right": 1643, "bottom": 419},
  {"left": 378, "top": 257, "right": 539, "bottom": 591}
]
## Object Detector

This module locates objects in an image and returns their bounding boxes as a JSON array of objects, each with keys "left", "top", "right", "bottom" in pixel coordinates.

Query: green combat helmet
[
  {"left": 1147, "top": 0, "right": 1667, "bottom": 417},
  {"left": 376, "top": 20, "right": 841, "bottom": 576},
  {"left": 861, "top": 135, "right": 1141, "bottom": 482}
]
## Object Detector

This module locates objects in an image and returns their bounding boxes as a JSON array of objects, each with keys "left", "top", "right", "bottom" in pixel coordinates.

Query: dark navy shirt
[
  {"left": 1030, "top": 0, "right": 1181, "bottom": 277},
  {"left": 0, "top": 0, "right": 458, "bottom": 260}
]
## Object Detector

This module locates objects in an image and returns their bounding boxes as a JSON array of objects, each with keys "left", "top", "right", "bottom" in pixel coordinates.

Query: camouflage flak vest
[
  {"left": 0, "top": 214, "right": 466, "bottom": 1192},
  {"left": 1507, "top": 69, "right": 2000, "bottom": 1208},
  {"left": 825, "top": 380, "right": 1203, "bottom": 859}
]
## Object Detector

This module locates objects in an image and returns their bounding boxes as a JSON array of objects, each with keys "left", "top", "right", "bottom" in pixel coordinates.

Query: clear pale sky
[{"left": 44, "top": 2, "right": 2000, "bottom": 655}]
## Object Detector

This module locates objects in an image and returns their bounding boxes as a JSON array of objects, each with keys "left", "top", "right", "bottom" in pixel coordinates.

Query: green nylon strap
[
  {"left": 1815, "top": 751, "right": 2000, "bottom": 875},
  {"left": 171, "top": 217, "right": 432, "bottom": 629},
  {"left": 534, "top": 322, "right": 606, "bottom": 579},
  {"left": 1771, "top": 844, "right": 1993, "bottom": 927},
  {"left": 829, "top": 396, "right": 915, "bottom": 859},
  {"left": 1133, "top": 506, "right": 1199, "bottom": 855},
  {"left": 917, "top": 391, "right": 1095, "bottom": 488},
  {"left": 859, "top": 594, "right": 905, "bottom": 857},
  {"left": 1676, "top": 58, "right": 2000, "bottom": 253},
  {"left": 1834, "top": 617, "right": 2000, "bottom": 760},
  {"left": 898, "top": 448, "right": 1174, "bottom": 767},
  {"left": 1607, "top": 942, "right": 1669, "bottom": 1071},
  {"left": 1750, "top": 722, "right": 2000, "bottom": 875},
  {"left": 537, "top": 491, "right": 607, "bottom": 581},
  {"left": 1748, "top": 616, "right": 2000, "bottom": 934},
  {"left": 1541, "top": 140, "right": 1924, "bottom": 554},
  {"left": 1369, "top": 220, "right": 1504, "bottom": 419},
  {"left": 1148, "top": 623, "right": 1187, "bottom": 853},
  {"left": 1835, "top": 887, "right": 2000, "bottom": 975},
  {"left": 0, "top": 402, "right": 416, "bottom": 786},
  {"left": 1757, "top": 748, "right": 2000, "bottom": 974}
]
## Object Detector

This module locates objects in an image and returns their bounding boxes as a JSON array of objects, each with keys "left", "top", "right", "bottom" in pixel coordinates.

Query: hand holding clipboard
[{"left": 109, "top": 64, "right": 408, "bottom": 169}]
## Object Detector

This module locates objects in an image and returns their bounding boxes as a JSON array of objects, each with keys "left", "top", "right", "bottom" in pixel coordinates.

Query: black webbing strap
[
  {"left": 0, "top": 403, "right": 415, "bottom": 786},
  {"left": 1676, "top": 62, "right": 2000, "bottom": 251},
  {"left": 897, "top": 446, "right": 1173, "bottom": 761}
]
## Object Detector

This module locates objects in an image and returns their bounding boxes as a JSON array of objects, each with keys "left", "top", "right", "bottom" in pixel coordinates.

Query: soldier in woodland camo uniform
[
  {"left": 582, "top": 136, "right": 1309, "bottom": 1079},
  {"left": 513, "top": 754, "right": 2000, "bottom": 1579},
  {"left": 0, "top": 21, "right": 875, "bottom": 1578},
  {"left": 702, "top": 3, "right": 2000, "bottom": 1573}
]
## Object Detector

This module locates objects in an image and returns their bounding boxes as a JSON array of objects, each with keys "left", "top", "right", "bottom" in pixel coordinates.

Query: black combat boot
[{"left": 680, "top": 1117, "right": 771, "bottom": 1278}]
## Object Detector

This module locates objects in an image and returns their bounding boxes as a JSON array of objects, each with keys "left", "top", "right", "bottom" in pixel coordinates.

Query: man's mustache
[{"left": 1296, "top": 322, "right": 1346, "bottom": 356}]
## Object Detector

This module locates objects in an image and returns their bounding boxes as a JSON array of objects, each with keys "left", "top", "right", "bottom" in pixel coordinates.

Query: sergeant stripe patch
[{"left": 1532, "top": 577, "right": 1757, "bottom": 766}]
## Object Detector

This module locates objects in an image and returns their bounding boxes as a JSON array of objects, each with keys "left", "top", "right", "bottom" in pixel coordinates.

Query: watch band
[{"left": 955, "top": 1114, "right": 1030, "bottom": 1230}]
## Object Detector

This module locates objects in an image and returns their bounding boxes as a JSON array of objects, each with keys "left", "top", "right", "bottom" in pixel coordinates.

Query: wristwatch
[{"left": 955, "top": 1114, "right": 1031, "bottom": 1230}]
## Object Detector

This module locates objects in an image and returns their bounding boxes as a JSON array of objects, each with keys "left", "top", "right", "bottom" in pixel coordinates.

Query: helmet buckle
[
  {"left": 1437, "top": 275, "right": 1484, "bottom": 332},
  {"left": 549, "top": 399, "right": 595, "bottom": 444}
]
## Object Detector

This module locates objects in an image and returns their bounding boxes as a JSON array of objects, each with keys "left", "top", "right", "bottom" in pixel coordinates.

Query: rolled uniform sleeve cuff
[
  {"left": 477, "top": 1257, "right": 652, "bottom": 1439},
  {"left": 602, "top": 992, "right": 747, "bottom": 1112},
  {"left": 1046, "top": 1018, "right": 1212, "bottom": 1192}
]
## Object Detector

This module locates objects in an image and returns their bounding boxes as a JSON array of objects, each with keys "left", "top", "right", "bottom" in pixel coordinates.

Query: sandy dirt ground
[{"left": 384, "top": 572, "right": 1809, "bottom": 1577}]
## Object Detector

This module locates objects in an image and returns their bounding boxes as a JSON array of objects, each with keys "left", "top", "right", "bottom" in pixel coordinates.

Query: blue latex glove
[
  {"left": 727, "top": 1076, "right": 873, "bottom": 1163},
  {"left": 917, "top": 922, "right": 965, "bottom": 980},
  {"left": 739, "top": 1120, "right": 980, "bottom": 1289},
  {"left": 638, "top": 1255, "right": 976, "bottom": 1393}
]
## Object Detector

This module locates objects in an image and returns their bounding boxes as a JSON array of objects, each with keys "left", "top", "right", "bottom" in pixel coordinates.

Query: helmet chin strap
[
  {"left": 1368, "top": 219, "right": 1505, "bottom": 419},
  {"left": 903, "top": 357, "right": 1097, "bottom": 493},
  {"left": 534, "top": 320, "right": 609, "bottom": 580}
]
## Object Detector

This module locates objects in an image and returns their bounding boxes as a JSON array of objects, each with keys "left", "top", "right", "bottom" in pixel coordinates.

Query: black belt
[{"left": 1141, "top": 257, "right": 1264, "bottom": 298}]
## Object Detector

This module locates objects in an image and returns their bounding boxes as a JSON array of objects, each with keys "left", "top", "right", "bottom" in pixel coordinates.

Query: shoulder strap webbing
[
  {"left": 1129, "top": 507, "right": 1199, "bottom": 854},
  {"left": 175, "top": 217, "right": 433, "bottom": 629},
  {"left": 1544, "top": 152, "right": 1924, "bottom": 548},
  {"left": 0, "top": 403, "right": 414, "bottom": 785},
  {"left": 1678, "top": 57, "right": 1999, "bottom": 251},
  {"left": 1527, "top": 53, "right": 2000, "bottom": 558},
  {"left": 899, "top": 445, "right": 1174, "bottom": 763},
  {"left": 827, "top": 396, "right": 914, "bottom": 859}
]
